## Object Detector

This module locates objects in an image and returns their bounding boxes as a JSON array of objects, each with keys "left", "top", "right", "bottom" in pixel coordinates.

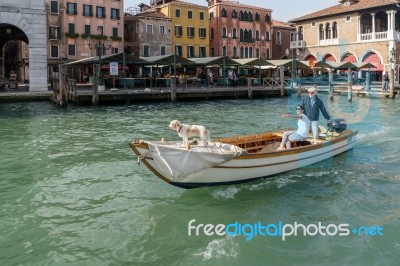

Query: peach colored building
[
  {"left": 47, "top": 0, "right": 124, "bottom": 81},
  {"left": 207, "top": 0, "right": 272, "bottom": 60}
]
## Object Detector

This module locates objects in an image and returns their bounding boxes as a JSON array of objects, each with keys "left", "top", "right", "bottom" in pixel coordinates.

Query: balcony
[
  {"left": 318, "top": 38, "right": 339, "bottom": 46},
  {"left": 360, "top": 31, "right": 388, "bottom": 41},
  {"left": 290, "top": 40, "right": 306, "bottom": 49}
]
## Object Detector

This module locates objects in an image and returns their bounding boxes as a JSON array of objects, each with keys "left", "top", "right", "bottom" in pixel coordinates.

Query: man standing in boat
[{"left": 301, "top": 86, "right": 331, "bottom": 139}]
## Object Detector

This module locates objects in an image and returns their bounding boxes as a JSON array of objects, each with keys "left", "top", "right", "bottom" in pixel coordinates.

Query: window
[
  {"left": 319, "top": 24, "right": 324, "bottom": 40},
  {"left": 311, "top": 22, "right": 316, "bottom": 27},
  {"left": 68, "top": 45, "right": 76, "bottom": 56},
  {"left": 50, "top": 46, "right": 59, "bottom": 58},
  {"left": 222, "top": 46, "right": 226, "bottom": 56},
  {"left": 50, "top": 1, "right": 58, "bottom": 14},
  {"left": 83, "top": 5, "right": 93, "bottom": 17},
  {"left": 175, "top": 45, "right": 182, "bottom": 56},
  {"left": 97, "top": 26, "right": 104, "bottom": 35},
  {"left": 144, "top": 45, "right": 149, "bottom": 57},
  {"left": 96, "top": 6, "right": 105, "bottom": 18},
  {"left": 249, "top": 47, "right": 253, "bottom": 58},
  {"left": 290, "top": 32, "right": 295, "bottom": 41},
  {"left": 256, "top": 30, "right": 260, "bottom": 40},
  {"left": 256, "top": 48, "right": 260, "bottom": 58},
  {"left": 265, "top": 13, "right": 271, "bottom": 23},
  {"left": 240, "top": 46, "right": 244, "bottom": 58},
  {"left": 255, "top": 12, "right": 260, "bottom": 21},
  {"left": 325, "top": 23, "right": 331, "bottom": 39},
  {"left": 112, "top": 48, "right": 118, "bottom": 54},
  {"left": 112, "top": 27, "right": 118, "bottom": 37},
  {"left": 333, "top": 22, "right": 338, "bottom": 38},
  {"left": 233, "top": 46, "right": 237, "bottom": 57},
  {"left": 49, "top": 26, "right": 60, "bottom": 40},
  {"left": 146, "top": 24, "right": 153, "bottom": 33},
  {"left": 188, "top": 10, "right": 192, "bottom": 19},
  {"left": 232, "top": 9, "right": 237, "bottom": 19},
  {"left": 175, "top": 9, "right": 181, "bottom": 18},
  {"left": 222, "top": 27, "right": 227, "bottom": 38},
  {"left": 221, "top": 8, "right": 227, "bottom": 17},
  {"left": 67, "top": 2, "right": 77, "bottom": 15},
  {"left": 68, "top": 23, "right": 75, "bottom": 34},
  {"left": 199, "top": 46, "right": 206, "bottom": 58},
  {"left": 199, "top": 28, "right": 206, "bottom": 38},
  {"left": 298, "top": 26, "right": 303, "bottom": 41},
  {"left": 233, "top": 28, "right": 237, "bottom": 38},
  {"left": 210, "top": 28, "right": 214, "bottom": 40},
  {"left": 187, "top": 27, "right": 195, "bottom": 38},
  {"left": 84, "top": 25, "right": 91, "bottom": 35},
  {"left": 175, "top": 25, "right": 182, "bottom": 36},
  {"left": 160, "top": 25, "right": 165, "bottom": 34},
  {"left": 187, "top": 46, "right": 194, "bottom": 57},
  {"left": 266, "top": 48, "right": 270, "bottom": 59},
  {"left": 276, "top": 31, "right": 281, "bottom": 45},
  {"left": 111, "top": 8, "right": 120, "bottom": 20},
  {"left": 200, "top": 12, "right": 204, "bottom": 20},
  {"left": 209, "top": 12, "right": 214, "bottom": 20},
  {"left": 210, "top": 48, "right": 215, "bottom": 57},
  {"left": 346, "top": 16, "right": 351, "bottom": 22},
  {"left": 161, "top": 46, "right": 166, "bottom": 56},
  {"left": 265, "top": 31, "right": 270, "bottom": 41}
]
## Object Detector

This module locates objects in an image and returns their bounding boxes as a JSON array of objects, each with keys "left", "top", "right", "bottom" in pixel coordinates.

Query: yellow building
[{"left": 159, "top": 1, "right": 209, "bottom": 58}]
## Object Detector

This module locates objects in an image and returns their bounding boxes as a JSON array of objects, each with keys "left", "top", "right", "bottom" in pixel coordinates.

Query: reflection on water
[{"left": 0, "top": 95, "right": 400, "bottom": 265}]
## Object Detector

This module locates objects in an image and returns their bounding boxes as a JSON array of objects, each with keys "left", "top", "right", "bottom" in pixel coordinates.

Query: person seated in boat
[{"left": 277, "top": 105, "right": 310, "bottom": 150}]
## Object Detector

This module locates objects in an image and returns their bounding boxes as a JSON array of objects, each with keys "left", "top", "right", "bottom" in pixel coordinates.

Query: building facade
[
  {"left": 290, "top": 0, "right": 400, "bottom": 81},
  {"left": 272, "top": 19, "right": 296, "bottom": 60},
  {"left": 46, "top": 0, "right": 124, "bottom": 81},
  {"left": 156, "top": 1, "right": 209, "bottom": 58},
  {"left": 207, "top": 0, "right": 272, "bottom": 60},
  {"left": 124, "top": 4, "right": 172, "bottom": 57}
]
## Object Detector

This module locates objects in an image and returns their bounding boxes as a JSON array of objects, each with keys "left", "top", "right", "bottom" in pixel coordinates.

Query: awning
[
  {"left": 65, "top": 52, "right": 147, "bottom": 65},
  {"left": 190, "top": 56, "right": 239, "bottom": 66},
  {"left": 327, "top": 62, "right": 358, "bottom": 70},
  {"left": 232, "top": 58, "right": 273, "bottom": 66},
  {"left": 267, "top": 59, "right": 309, "bottom": 69},
  {"left": 141, "top": 54, "right": 193, "bottom": 65}
]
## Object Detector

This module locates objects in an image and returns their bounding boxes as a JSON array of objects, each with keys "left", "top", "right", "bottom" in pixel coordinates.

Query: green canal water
[{"left": 0, "top": 95, "right": 399, "bottom": 265}]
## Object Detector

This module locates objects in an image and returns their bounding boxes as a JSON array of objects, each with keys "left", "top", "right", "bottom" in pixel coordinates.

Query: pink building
[{"left": 207, "top": 0, "right": 272, "bottom": 59}]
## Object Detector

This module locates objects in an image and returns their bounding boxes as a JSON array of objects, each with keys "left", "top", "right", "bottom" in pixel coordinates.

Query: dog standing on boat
[{"left": 168, "top": 120, "right": 210, "bottom": 146}]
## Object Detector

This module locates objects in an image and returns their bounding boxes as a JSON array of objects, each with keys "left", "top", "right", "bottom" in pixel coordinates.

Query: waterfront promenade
[{"left": 0, "top": 82, "right": 397, "bottom": 104}]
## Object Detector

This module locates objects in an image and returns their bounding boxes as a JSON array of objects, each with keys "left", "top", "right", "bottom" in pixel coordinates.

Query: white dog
[{"left": 168, "top": 119, "right": 210, "bottom": 146}]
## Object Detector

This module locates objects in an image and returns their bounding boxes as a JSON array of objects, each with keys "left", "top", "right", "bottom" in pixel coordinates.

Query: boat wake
[
  {"left": 210, "top": 187, "right": 241, "bottom": 200},
  {"left": 193, "top": 237, "right": 239, "bottom": 260}
]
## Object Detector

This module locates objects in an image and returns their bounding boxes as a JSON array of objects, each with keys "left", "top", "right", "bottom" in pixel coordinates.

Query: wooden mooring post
[
  {"left": 347, "top": 68, "right": 352, "bottom": 102},
  {"left": 170, "top": 77, "right": 177, "bottom": 102},
  {"left": 58, "top": 64, "right": 68, "bottom": 107},
  {"left": 92, "top": 64, "right": 99, "bottom": 106},
  {"left": 247, "top": 78, "right": 253, "bottom": 99}
]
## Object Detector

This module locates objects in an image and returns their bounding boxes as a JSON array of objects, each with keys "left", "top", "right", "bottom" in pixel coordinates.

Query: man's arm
[{"left": 319, "top": 101, "right": 331, "bottom": 120}]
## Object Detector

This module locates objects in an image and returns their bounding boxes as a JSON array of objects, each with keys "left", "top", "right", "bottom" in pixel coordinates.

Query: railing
[
  {"left": 318, "top": 39, "right": 339, "bottom": 46},
  {"left": 290, "top": 40, "right": 306, "bottom": 49},
  {"left": 360, "top": 31, "right": 388, "bottom": 41}
]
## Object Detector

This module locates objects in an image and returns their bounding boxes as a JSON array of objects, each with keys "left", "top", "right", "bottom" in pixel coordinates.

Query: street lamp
[
  {"left": 286, "top": 47, "right": 297, "bottom": 89},
  {"left": 86, "top": 27, "right": 112, "bottom": 89}
]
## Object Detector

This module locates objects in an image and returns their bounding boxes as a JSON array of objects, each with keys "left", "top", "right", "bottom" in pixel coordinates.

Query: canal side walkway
[{"left": 0, "top": 83, "right": 398, "bottom": 104}]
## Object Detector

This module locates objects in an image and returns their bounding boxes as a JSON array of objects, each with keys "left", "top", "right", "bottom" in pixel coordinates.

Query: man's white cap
[{"left": 307, "top": 86, "right": 317, "bottom": 93}]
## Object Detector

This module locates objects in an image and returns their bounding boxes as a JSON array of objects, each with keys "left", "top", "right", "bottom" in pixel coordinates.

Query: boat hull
[{"left": 130, "top": 130, "right": 357, "bottom": 188}]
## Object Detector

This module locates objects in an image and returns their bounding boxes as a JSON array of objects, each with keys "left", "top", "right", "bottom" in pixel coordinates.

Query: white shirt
[{"left": 296, "top": 114, "right": 311, "bottom": 138}]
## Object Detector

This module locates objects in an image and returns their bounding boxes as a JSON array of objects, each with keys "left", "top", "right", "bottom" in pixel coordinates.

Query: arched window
[
  {"left": 239, "top": 10, "right": 244, "bottom": 20},
  {"left": 256, "top": 48, "right": 260, "bottom": 58},
  {"left": 298, "top": 26, "right": 303, "bottom": 41},
  {"left": 240, "top": 46, "right": 244, "bottom": 58},
  {"left": 222, "top": 27, "right": 227, "bottom": 38},
  {"left": 332, "top": 22, "right": 338, "bottom": 38},
  {"left": 319, "top": 24, "right": 324, "bottom": 40},
  {"left": 266, "top": 48, "right": 270, "bottom": 59},
  {"left": 245, "top": 47, "right": 249, "bottom": 58},
  {"left": 276, "top": 31, "right": 281, "bottom": 45},
  {"left": 233, "top": 46, "right": 237, "bottom": 57},
  {"left": 255, "top": 12, "right": 260, "bottom": 21},
  {"left": 240, "top": 28, "right": 244, "bottom": 41},
  {"left": 249, "top": 47, "right": 253, "bottom": 58},
  {"left": 325, "top": 23, "right": 331, "bottom": 39},
  {"left": 244, "top": 29, "right": 249, "bottom": 41},
  {"left": 233, "top": 27, "right": 237, "bottom": 38},
  {"left": 232, "top": 9, "right": 237, "bottom": 19},
  {"left": 221, "top": 8, "right": 227, "bottom": 17},
  {"left": 222, "top": 45, "right": 227, "bottom": 56},
  {"left": 290, "top": 32, "right": 295, "bottom": 42},
  {"left": 248, "top": 11, "right": 253, "bottom": 21},
  {"left": 248, "top": 29, "right": 253, "bottom": 41},
  {"left": 265, "top": 13, "right": 271, "bottom": 23},
  {"left": 265, "top": 31, "right": 270, "bottom": 41},
  {"left": 256, "top": 30, "right": 260, "bottom": 40}
]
